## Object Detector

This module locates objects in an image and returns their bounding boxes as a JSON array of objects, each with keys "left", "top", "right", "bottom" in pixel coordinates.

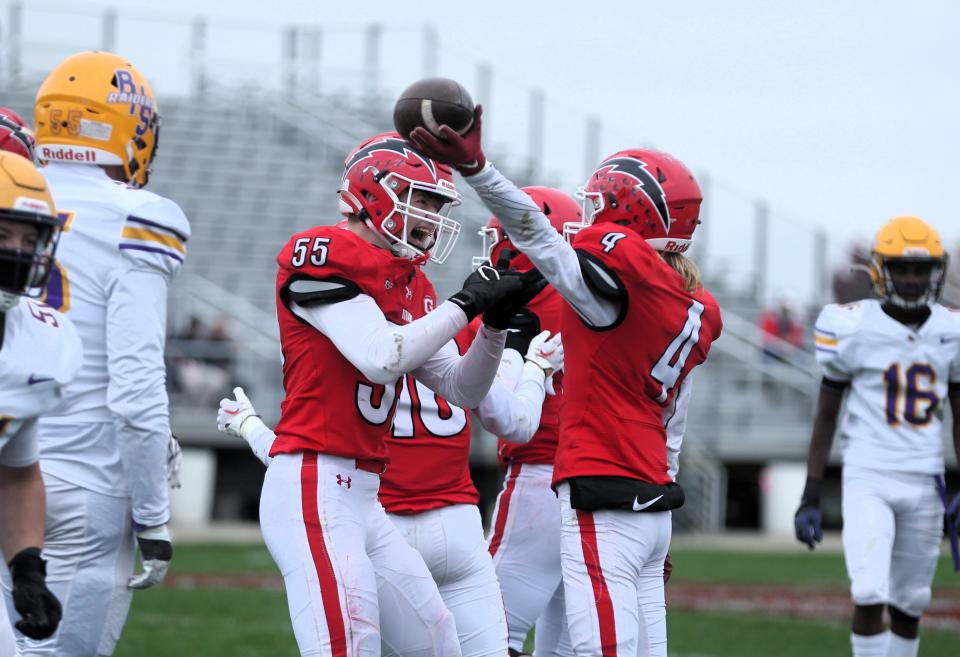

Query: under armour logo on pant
[{"left": 336, "top": 475, "right": 352, "bottom": 488}]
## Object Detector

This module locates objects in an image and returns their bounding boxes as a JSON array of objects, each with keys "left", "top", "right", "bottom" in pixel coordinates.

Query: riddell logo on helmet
[
  {"left": 663, "top": 240, "right": 691, "bottom": 253},
  {"left": 39, "top": 146, "right": 98, "bottom": 163}
]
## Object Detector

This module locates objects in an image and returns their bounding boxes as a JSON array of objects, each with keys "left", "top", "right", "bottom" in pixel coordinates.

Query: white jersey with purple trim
[
  {"left": 36, "top": 162, "right": 189, "bottom": 524},
  {"left": 814, "top": 299, "right": 960, "bottom": 475},
  {"left": 0, "top": 298, "right": 81, "bottom": 467}
]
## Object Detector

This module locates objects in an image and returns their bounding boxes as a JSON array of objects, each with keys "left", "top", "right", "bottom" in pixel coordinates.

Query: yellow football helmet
[
  {"left": 869, "top": 216, "right": 948, "bottom": 309},
  {"left": 0, "top": 152, "right": 61, "bottom": 311},
  {"left": 34, "top": 51, "right": 159, "bottom": 188}
]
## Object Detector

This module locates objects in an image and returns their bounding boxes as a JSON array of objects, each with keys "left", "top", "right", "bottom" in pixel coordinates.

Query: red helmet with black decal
[
  {"left": 338, "top": 131, "right": 461, "bottom": 264},
  {"left": 0, "top": 107, "right": 36, "bottom": 162},
  {"left": 473, "top": 186, "right": 580, "bottom": 271},
  {"left": 569, "top": 148, "right": 702, "bottom": 253}
]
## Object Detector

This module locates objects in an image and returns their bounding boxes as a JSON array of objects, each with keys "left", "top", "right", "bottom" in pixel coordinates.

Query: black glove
[
  {"left": 482, "top": 253, "right": 548, "bottom": 330},
  {"left": 9, "top": 547, "right": 62, "bottom": 640},
  {"left": 794, "top": 476, "right": 823, "bottom": 550},
  {"left": 449, "top": 264, "right": 524, "bottom": 321}
]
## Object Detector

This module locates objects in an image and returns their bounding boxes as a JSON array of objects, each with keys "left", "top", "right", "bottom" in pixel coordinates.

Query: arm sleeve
[
  {"left": 411, "top": 324, "right": 508, "bottom": 409},
  {"left": 664, "top": 374, "right": 694, "bottom": 481},
  {"left": 0, "top": 419, "right": 39, "bottom": 468},
  {"left": 465, "top": 164, "right": 621, "bottom": 327},
  {"left": 247, "top": 423, "right": 277, "bottom": 467},
  {"left": 106, "top": 268, "right": 173, "bottom": 528},
  {"left": 290, "top": 295, "right": 468, "bottom": 385},
  {"left": 473, "top": 356, "right": 547, "bottom": 443}
]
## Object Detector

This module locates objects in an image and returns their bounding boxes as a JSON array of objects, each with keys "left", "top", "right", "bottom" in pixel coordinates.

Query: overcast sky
[{"left": 13, "top": 0, "right": 959, "bottom": 301}]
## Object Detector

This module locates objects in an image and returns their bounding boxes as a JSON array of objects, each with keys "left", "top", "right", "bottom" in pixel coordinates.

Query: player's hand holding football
[
  {"left": 9, "top": 547, "right": 61, "bottom": 639},
  {"left": 128, "top": 525, "right": 173, "bottom": 589},
  {"left": 408, "top": 105, "right": 486, "bottom": 176},
  {"left": 793, "top": 477, "right": 823, "bottom": 550}
]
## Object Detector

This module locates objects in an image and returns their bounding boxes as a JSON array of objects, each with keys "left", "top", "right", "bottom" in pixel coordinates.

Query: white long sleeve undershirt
[
  {"left": 473, "top": 350, "right": 547, "bottom": 443},
  {"left": 241, "top": 350, "right": 548, "bottom": 467},
  {"left": 291, "top": 295, "right": 505, "bottom": 410},
  {"left": 464, "top": 163, "right": 622, "bottom": 328}
]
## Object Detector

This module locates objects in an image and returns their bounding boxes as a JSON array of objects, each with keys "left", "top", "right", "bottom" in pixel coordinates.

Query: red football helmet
[
  {"left": 339, "top": 132, "right": 461, "bottom": 264},
  {"left": 0, "top": 107, "right": 36, "bottom": 162},
  {"left": 569, "top": 148, "right": 702, "bottom": 253},
  {"left": 473, "top": 186, "right": 581, "bottom": 271}
]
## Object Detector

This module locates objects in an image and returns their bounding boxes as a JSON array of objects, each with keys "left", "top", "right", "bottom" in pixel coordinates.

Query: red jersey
[
  {"left": 497, "top": 286, "right": 565, "bottom": 466},
  {"left": 271, "top": 225, "right": 438, "bottom": 461},
  {"left": 554, "top": 224, "right": 722, "bottom": 486},
  {"left": 378, "top": 322, "right": 480, "bottom": 514}
]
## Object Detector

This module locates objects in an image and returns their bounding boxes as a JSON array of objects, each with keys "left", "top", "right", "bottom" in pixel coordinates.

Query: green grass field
[{"left": 113, "top": 543, "right": 960, "bottom": 657}]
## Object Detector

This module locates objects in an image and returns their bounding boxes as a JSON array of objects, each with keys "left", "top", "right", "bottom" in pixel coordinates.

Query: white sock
[
  {"left": 885, "top": 633, "right": 919, "bottom": 657},
  {"left": 851, "top": 631, "right": 890, "bottom": 657}
]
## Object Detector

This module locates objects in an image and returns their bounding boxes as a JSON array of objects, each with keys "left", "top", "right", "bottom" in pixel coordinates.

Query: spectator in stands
[
  {"left": 758, "top": 299, "right": 805, "bottom": 362},
  {"left": 832, "top": 243, "right": 875, "bottom": 304}
]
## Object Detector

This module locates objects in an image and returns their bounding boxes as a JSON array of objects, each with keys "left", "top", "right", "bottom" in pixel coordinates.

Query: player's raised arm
[{"left": 408, "top": 109, "right": 620, "bottom": 329}]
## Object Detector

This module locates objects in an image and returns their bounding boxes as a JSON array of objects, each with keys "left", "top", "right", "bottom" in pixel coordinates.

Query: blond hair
[{"left": 660, "top": 252, "right": 702, "bottom": 293}]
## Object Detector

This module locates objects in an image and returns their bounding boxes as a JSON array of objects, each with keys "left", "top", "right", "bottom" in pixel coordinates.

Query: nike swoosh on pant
[{"left": 633, "top": 494, "right": 664, "bottom": 511}]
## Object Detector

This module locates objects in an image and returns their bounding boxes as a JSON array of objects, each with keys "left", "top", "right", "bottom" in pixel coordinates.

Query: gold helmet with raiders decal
[{"left": 35, "top": 51, "right": 159, "bottom": 188}]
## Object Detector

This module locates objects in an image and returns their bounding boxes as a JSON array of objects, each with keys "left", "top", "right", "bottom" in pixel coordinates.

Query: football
[{"left": 393, "top": 78, "right": 475, "bottom": 141}]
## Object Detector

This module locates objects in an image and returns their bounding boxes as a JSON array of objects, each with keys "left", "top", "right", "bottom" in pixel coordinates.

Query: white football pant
[
  {"left": 385, "top": 504, "right": 507, "bottom": 657},
  {"left": 488, "top": 463, "right": 573, "bottom": 657},
  {"left": 0, "top": 594, "right": 15, "bottom": 657},
  {"left": 259, "top": 452, "right": 460, "bottom": 657},
  {"left": 557, "top": 483, "right": 671, "bottom": 657},
  {"left": 2, "top": 473, "right": 135, "bottom": 657},
  {"left": 842, "top": 465, "right": 942, "bottom": 617}
]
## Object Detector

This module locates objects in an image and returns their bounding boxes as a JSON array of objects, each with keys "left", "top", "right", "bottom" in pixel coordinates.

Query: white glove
[
  {"left": 128, "top": 525, "right": 172, "bottom": 589},
  {"left": 166, "top": 435, "right": 182, "bottom": 489},
  {"left": 218, "top": 387, "right": 266, "bottom": 442},
  {"left": 525, "top": 331, "right": 564, "bottom": 394}
]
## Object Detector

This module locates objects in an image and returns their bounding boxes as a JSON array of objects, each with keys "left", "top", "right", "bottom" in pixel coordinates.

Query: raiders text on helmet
[{"left": 35, "top": 51, "right": 160, "bottom": 188}]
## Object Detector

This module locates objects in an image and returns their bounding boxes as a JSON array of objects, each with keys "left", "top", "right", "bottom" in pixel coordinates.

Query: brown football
[{"left": 393, "top": 78, "right": 475, "bottom": 141}]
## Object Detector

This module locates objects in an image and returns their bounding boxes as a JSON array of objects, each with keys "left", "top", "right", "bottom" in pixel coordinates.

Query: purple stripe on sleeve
[
  {"left": 125, "top": 215, "right": 189, "bottom": 243},
  {"left": 119, "top": 243, "right": 184, "bottom": 263},
  {"left": 815, "top": 346, "right": 837, "bottom": 354}
]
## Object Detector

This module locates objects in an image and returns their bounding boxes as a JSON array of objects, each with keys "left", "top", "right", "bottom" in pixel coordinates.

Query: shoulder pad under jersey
[
  {"left": 276, "top": 225, "right": 386, "bottom": 296},
  {"left": 117, "top": 194, "right": 191, "bottom": 279},
  {"left": 813, "top": 300, "right": 867, "bottom": 379}
]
